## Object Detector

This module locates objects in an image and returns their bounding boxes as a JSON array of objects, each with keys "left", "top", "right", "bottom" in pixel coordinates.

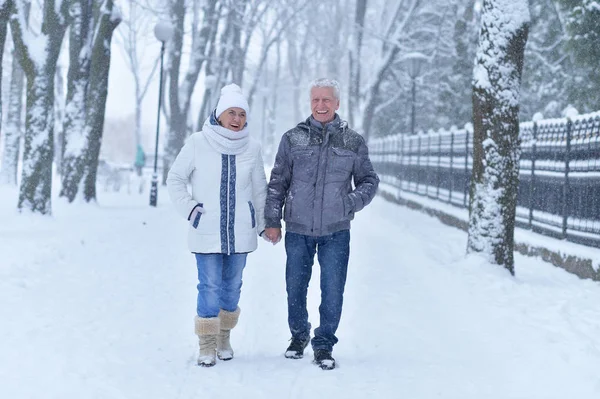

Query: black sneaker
[
  {"left": 284, "top": 336, "right": 310, "bottom": 359},
  {"left": 313, "top": 349, "right": 336, "bottom": 370}
]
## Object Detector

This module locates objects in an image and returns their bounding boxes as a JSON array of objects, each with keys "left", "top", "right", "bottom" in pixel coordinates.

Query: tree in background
[
  {"left": 361, "top": 0, "right": 422, "bottom": 142},
  {"left": 361, "top": 0, "right": 459, "bottom": 141},
  {"left": 10, "top": 0, "right": 70, "bottom": 214},
  {"left": 283, "top": 18, "right": 310, "bottom": 123},
  {"left": 244, "top": 0, "right": 309, "bottom": 109},
  {"left": 467, "top": 0, "right": 530, "bottom": 274},
  {"left": 348, "top": 0, "right": 367, "bottom": 128},
  {"left": 519, "top": 0, "right": 570, "bottom": 119},
  {"left": 117, "top": 0, "right": 160, "bottom": 154},
  {"left": 162, "top": 0, "right": 218, "bottom": 184},
  {"left": 77, "top": 0, "right": 121, "bottom": 202},
  {"left": 0, "top": 40, "right": 25, "bottom": 186},
  {"left": 60, "top": 0, "right": 121, "bottom": 202},
  {"left": 436, "top": 0, "right": 479, "bottom": 128},
  {"left": 0, "top": 0, "right": 12, "bottom": 141},
  {"left": 562, "top": 0, "right": 600, "bottom": 113},
  {"left": 60, "top": 0, "right": 94, "bottom": 200},
  {"left": 54, "top": 59, "right": 66, "bottom": 175},
  {"left": 194, "top": 0, "right": 224, "bottom": 128},
  {"left": 0, "top": 0, "right": 22, "bottom": 186}
]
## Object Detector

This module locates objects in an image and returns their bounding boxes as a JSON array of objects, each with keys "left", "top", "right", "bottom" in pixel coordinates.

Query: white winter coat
[{"left": 167, "top": 129, "right": 267, "bottom": 254}]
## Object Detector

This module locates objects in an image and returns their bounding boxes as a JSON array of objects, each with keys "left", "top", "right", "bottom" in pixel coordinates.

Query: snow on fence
[{"left": 371, "top": 111, "right": 600, "bottom": 248}]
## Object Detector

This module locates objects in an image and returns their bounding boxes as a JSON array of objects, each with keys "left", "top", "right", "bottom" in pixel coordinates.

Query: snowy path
[{"left": 1, "top": 187, "right": 600, "bottom": 398}]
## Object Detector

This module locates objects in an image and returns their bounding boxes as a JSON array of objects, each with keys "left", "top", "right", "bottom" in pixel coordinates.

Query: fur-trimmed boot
[
  {"left": 194, "top": 316, "right": 220, "bottom": 367},
  {"left": 217, "top": 307, "right": 241, "bottom": 361}
]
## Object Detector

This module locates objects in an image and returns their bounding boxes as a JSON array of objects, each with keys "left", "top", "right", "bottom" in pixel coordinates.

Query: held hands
[
  {"left": 260, "top": 231, "right": 272, "bottom": 243},
  {"left": 189, "top": 204, "right": 205, "bottom": 229},
  {"left": 263, "top": 227, "right": 282, "bottom": 245}
]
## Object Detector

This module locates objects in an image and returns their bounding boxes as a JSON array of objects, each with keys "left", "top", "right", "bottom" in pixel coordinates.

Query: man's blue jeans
[
  {"left": 194, "top": 253, "right": 247, "bottom": 318},
  {"left": 284, "top": 230, "right": 350, "bottom": 351}
]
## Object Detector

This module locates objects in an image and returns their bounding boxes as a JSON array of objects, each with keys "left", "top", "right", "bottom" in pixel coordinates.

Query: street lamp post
[
  {"left": 149, "top": 21, "right": 174, "bottom": 207},
  {"left": 402, "top": 52, "right": 428, "bottom": 135}
]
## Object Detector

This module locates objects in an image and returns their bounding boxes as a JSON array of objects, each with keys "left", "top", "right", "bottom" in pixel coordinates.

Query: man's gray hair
[{"left": 309, "top": 78, "right": 341, "bottom": 101}]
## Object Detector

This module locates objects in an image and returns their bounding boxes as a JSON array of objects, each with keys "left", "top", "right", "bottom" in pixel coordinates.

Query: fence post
[
  {"left": 427, "top": 134, "right": 432, "bottom": 197},
  {"left": 464, "top": 128, "right": 470, "bottom": 207},
  {"left": 383, "top": 138, "right": 388, "bottom": 183},
  {"left": 400, "top": 134, "right": 405, "bottom": 192},
  {"left": 449, "top": 130, "right": 454, "bottom": 204},
  {"left": 393, "top": 136, "right": 399, "bottom": 187},
  {"left": 562, "top": 118, "right": 572, "bottom": 238},
  {"left": 408, "top": 137, "right": 413, "bottom": 193},
  {"left": 437, "top": 131, "right": 442, "bottom": 199},
  {"left": 529, "top": 122, "right": 537, "bottom": 229},
  {"left": 416, "top": 135, "right": 422, "bottom": 194}
]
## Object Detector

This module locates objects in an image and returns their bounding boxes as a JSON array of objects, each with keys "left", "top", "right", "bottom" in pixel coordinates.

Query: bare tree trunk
[
  {"left": 163, "top": 0, "right": 187, "bottom": 184},
  {"left": 60, "top": 0, "right": 94, "bottom": 201},
  {"left": 135, "top": 83, "right": 142, "bottom": 148},
  {"left": 229, "top": 1, "right": 246, "bottom": 85},
  {"left": 54, "top": 61, "right": 66, "bottom": 175},
  {"left": 348, "top": 0, "right": 367, "bottom": 127},
  {"left": 209, "top": 7, "right": 237, "bottom": 107},
  {"left": 246, "top": 2, "right": 309, "bottom": 109},
  {"left": 1, "top": 42, "right": 24, "bottom": 186},
  {"left": 163, "top": 0, "right": 217, "bottom": 184},
  {"left": 118, "top": 1, "right": 161, "bottom": 151},
  {"left": 265, "top": 39, "right": 282, "bottom": 163},
  {"left": 82, "top": 0, "right": 121, "bottom": 202},
  {"left": 60, "top": 0, "right": 121, "bottom": 202},
  {"left": 10, "top": 0, "right": 69, "bottom": 214},
  {"left": 285, "top": 24, "right": 310, "bottom": 123},
  {"left": 326, "top": 0, "right": 345, "bottom": 79},
  {"left": 360, "top": 0, "right": 421, "bottom": 142},
  {"left": 467, "top": 0, "right": 529, "bottom": 274},
  {"left": 361, "top": 46, "right": 400, "bottom": 142},
  {"left": 232, "top": 0, "right": 272, "bottom": 88},
  {"left": 196, "top": 2, "right": 222, "bottom": 130},
  {"left": 437, "top": 0, "right": 477, "bottom": 127},
  {"left": 0, "top": 0, "right": 11, "bottom": 142}
]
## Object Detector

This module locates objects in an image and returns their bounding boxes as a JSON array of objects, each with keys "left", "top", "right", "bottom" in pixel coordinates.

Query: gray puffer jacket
[{"left": 265, "top": 115, "right": 379, "bottom": 236}]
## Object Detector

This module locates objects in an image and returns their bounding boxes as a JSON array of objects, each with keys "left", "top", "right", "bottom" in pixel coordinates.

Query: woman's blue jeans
[{"left": 194, "top": 253, "right": 247, "bottom": 318}]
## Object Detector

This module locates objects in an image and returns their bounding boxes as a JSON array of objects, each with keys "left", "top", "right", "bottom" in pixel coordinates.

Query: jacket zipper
[
  {"left": 226, "top": 155, "right": 231, "bottom": 254},
  {"left": 317, "top": 126, "right": 329, "bottom": 234}
]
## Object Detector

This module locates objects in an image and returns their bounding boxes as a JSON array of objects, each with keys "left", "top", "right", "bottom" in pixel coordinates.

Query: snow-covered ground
[{"left": 1, "top": 184, "right": 600, "bottom": 399}]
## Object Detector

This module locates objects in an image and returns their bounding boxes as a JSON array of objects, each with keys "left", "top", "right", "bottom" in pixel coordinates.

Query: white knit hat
[{"left": 215, "top": 83, "right": 250, "bottom": 118}]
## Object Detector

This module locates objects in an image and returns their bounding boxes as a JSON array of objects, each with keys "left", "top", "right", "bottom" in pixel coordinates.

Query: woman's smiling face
[{"left": 218, "top": 107, "right": 247, "bottom": 131}]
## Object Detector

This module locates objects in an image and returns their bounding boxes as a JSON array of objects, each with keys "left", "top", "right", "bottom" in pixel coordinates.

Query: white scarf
[{"left": 201, "top": 116, "right": 250, "bottom": 155}]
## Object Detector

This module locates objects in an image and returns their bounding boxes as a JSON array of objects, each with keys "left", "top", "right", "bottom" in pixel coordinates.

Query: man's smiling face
[{"left": 310, "top": 87, "right": 339, "bottom": 124}]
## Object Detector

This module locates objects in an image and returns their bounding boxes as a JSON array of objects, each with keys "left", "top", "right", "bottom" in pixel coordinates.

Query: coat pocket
[
  {"left": 291, "top": 147, "right": 317, "bottom": 182},
  {"left": 329, "top": 147, "right": 355, "bottom": 180},
  {"left": 248, "top": 201, "right": 256, "bottom": 228},
  {"left": 192, "top": 202, "right": 204, "bottom": 229}
]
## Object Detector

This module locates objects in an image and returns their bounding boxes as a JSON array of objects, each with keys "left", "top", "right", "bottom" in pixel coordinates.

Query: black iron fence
[{"left": 370, "top": 111, "right": 600, "bottom": 248}]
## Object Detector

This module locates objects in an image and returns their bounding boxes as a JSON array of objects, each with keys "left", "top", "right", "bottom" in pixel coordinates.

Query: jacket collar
[{"left": 298, "top": 114, "right": 346, "bottom": 134}]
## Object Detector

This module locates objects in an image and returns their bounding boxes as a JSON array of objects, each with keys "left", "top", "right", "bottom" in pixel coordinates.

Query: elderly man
[{"left": 264, "top": 78, "right": 379, "bottom": 370}]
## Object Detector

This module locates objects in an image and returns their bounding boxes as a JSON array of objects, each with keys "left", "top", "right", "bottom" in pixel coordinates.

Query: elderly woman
[{"left": 167, "top": 83, "right": 268, "bottom": 367}]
